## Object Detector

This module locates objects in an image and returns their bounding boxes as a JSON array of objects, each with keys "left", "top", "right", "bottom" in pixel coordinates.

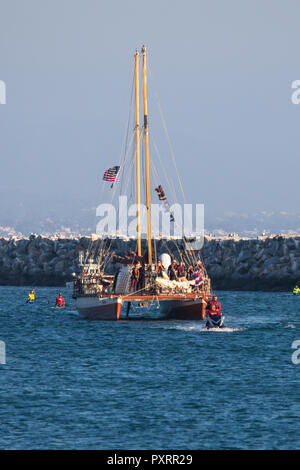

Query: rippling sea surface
[{"left": 0, "top": 286, "right": 299, "bottom": 449}]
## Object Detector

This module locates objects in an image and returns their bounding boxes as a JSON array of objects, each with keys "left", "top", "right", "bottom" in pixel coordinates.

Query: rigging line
[
  {"left": 101, "top": 229, "right": 120, "bottom": 271},
  {"left": 124, "top": 65, "right": 136, "bottom": 156},
  {"left": 114, "top": 63, "right": 135, "bottom": 173},
  {"left": 99, "top": 178, "right": 106, "bottom": 200},
  {"left": 106, "top": 148, "right": 136, "bottom": 255},
  {"left": 148, "top": 63, "right": 186, "bottom": 204},
  {"left": 147, "top": 69, "right": 197, "bottom": 266},
  {"left": 146, "top": 199, "right": 191, "bottom": 267},
  {"left": 148, "top": 154, "right": 193, "bottom": 265},
  {"left": 97, "top": 236, "right": 110, "bottom": 268},
  {"left": 153, "top": 235, "right": 157, "bottom": 265},
  {"left": 90, "top": 235, "right": 106, "bottom": 269},
  {"left": 163, "top": 228, "right": 194, "bottom": 267},
  {"left": 101, "top": 239, "right": 114, "bottom": 271},
  {"left": 149, "top": 156, "right": 167, "bottom": 235},
  {"left": 124, "top": 149, "right": 136, "bottom": 199},
  {"left": 125, "top": 285, "right": 147, "bottom": 296},
  {"left": 98, "top": 70, "right": 134, "bottom": 221},
  {"left": 96, "top": 246, "right": 104, "bottom": 270},
  {"left": 150, "top": 140, "right": 198, "bottom": 267},
  {"left": 102, "top": 253, "right": 112, "bottom": 273},
  {"left": 150, "top": 136, "right": 198, "bottom": 267},
  {"left": 160, "top": 233, "right": 190, "bottom": 270},
  {"left": 168, "top": 237, "right": 191, "bottom": 267},
  {"left": 113, "top": 148, "right": 136, "bottom": 241},
  {"left": 85, "top": 129, "right": 135, "bottom": 267},
  {"left": 140, "top": 131, "right": 145, "bottom": 204},
  {"left": 90, "top": 239, "right": 101, "bottom": 260},
  {"left": 149, "top": 154, "right": 177, "bottom": 226},
  {"left": 125, "top": 146, "right": 137, "bottom": 199},
  {"left": 83, "top": 65, "right": 137, "bottom": 268},
  {"left": 159, "top": 237, "right": 190, "bottom": 270},
  {"left": 151, "top": 137, "right": 179, "bottom": 207},
  {"left": 100, "top": 237, "right": 112, "bottom": 267},
  {"left": 111, "top": 130, "right": 135, "bottom": 203},
  {"left": 120, "top": 69, "right": 136, "bottom": 195},
  {"left": 101, "top": 252, "right": 111, "bottom": 273},
  {"left": 129, "top": 149, "right": 135, "bottom": 204},
  {"left": 148, "top": 154, "right": 195, "bottom": 268},
  {"left": 112, "top": 133, "right": 135, "bottom": 228},
  {"left": 184, "top": 241, "right": 198, "bottom": 268},
  {"left": 186, "top": 241, "right": 202, "bottom": 267},
  {"left": 113, "top": 131, "right": 135, "bottom": 196},
  {"left": 141, "top": 127, "right": 152, "bottom": 236},
  {"left": 100, "top": 65, "right": 136, "bottom": 227},
  {"left": 101, "top": 240, "right": 111, "bottom": 263},
  {"left": 160, "top": 239, "right": 173, "bottom": 260},
  {"left": 86, "top": 229, "right": 114, "bottom": 268}
]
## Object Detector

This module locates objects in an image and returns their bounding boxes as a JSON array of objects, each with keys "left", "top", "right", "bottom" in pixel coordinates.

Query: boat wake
[
  {"left": 164, "top": 324, "right": 245, "bottom": 333},
  {"left": 201, "top": 326, "right": 244, "bottom": 333}
]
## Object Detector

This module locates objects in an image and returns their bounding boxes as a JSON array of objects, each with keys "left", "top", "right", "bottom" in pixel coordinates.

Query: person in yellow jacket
[
  {"left": 293, "top": 285, "right": 300, "bottom": 295},
  {"left": 27, "top": 289, "right": 35, "bottom": 303}
]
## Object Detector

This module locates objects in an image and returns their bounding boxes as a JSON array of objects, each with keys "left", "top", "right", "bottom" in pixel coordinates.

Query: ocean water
[{"left": 0, "top": 286, "right": 299, "bottom": 449}]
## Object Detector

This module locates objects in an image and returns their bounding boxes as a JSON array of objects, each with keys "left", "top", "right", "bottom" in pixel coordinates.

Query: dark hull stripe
[{"left": 78, "top": 302, "right": 122, "bottom": 320}]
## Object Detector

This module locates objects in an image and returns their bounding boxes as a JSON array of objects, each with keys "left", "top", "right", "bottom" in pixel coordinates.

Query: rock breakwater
[{"left": 0, "top": 234, "right": 299, "bottom": 290}]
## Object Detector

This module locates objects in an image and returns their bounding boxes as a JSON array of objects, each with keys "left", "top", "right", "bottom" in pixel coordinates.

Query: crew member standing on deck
[
  {"left": 137, "top": 263, "right": 144, "bottom": 291},
  {"left": 177, "top": 261, "right": 186, "bottom": 279},
  {"left": 168, "top": 260, "right": 178, "bottom": 281},
  {"left": 187, "top": 264, "right": 194, "bottom": 281},
  {"left": 156, "top": 260, "right": 165, "bottom": 278},
  {"left": 130, "top": 263, "right": 140, "bottom": 292}
]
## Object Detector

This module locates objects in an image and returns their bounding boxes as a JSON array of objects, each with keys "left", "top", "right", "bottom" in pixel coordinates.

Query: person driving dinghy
[
  {"left": 207, "top": 301, "right": 222, "bottom": 318},
  {"left": 205, "top": 296, "right": 224, "bottom": 328}
]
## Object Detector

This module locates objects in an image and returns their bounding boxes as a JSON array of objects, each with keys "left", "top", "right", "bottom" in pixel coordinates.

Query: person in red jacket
[
  {"left": 177, "top": 261, "right": 186, "bottom": 278},
  {"left": 204, "top": 295, "right": 222, "bottom": 317},
  {"left": 55, "top": 293, "right": 65, "bottom": 308}
]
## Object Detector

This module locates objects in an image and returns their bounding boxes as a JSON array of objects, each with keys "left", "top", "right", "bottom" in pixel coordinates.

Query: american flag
[{"left": 103, "top": 166, "right": 120, "bottom": 187}]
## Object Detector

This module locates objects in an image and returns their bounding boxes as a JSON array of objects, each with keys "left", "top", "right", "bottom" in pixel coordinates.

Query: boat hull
[
  {"left": 76, "top": 296, "right": 123, "bottom": 320},
  {"left": 159, "top": 298, "right": 206, "bottom": 320}
]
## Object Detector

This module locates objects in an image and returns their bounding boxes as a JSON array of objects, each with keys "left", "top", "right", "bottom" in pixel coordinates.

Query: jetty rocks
[{"left": 0, "top": 234, "right": 299, "bottom": 291}]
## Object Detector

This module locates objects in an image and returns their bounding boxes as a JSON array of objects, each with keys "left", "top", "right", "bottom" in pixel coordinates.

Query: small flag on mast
[
  {"left": 155, "top": 184, "right": 175, "bottom": 222},
  {"left": 103, "top": 166, "right": 120, "bottom": 188}
]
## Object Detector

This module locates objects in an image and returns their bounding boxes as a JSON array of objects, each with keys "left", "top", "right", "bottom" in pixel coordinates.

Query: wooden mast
[
  {"left": 141, "top": 45, "right": 152, "bottom": 265},
  {"left": 135, "top": 50, "right": 142, "bottom": 257}
]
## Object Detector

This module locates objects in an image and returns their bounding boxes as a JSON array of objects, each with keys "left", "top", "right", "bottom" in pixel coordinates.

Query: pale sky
[{"left": 1, "top": 0, "right": 300, "bottom": 223}]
